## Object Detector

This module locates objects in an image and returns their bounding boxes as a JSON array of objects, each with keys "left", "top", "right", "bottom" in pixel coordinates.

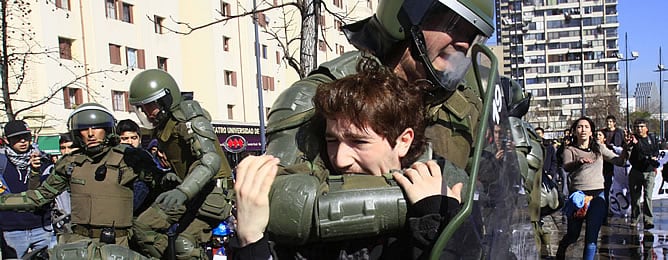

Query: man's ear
[{"left": 395, "top": 128, "right": 414, "bottom": 157}]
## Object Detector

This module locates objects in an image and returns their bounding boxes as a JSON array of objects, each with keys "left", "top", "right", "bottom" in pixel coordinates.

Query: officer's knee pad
[{"left": 174, "top": 234, "right": 204, "bottom": 260}]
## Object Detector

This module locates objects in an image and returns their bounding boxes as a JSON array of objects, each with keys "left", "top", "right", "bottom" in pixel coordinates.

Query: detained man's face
[
  {"left": 325, "top": 119, "right": 409, "bottom": 176},
  {"left": 79, "top": 128, "right": 107, "bottom": 148},
  {"left": 119, "top": 131, "right": 140, "bottom": 148}
]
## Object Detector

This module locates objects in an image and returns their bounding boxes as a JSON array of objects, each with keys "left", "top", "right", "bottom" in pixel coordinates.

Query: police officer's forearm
[
  {"left": 0, "top": 191, "right": 42, "bottom": 211},
  {"left": 177, "top": 152, "right": 221, "bottom": 199}
]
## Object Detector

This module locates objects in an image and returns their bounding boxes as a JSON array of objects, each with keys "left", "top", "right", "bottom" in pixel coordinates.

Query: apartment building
[
  {"left": 6, "top": 0, "right": 375, "bottom": 155},
  {"left": 495, "top": 0, "right": 620, "bottom": 133}
]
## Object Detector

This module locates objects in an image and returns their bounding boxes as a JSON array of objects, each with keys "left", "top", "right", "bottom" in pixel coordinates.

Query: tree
[
  {"left": 0, "top": 0, "right": 125, "bottom": 122},
  {"left": 155, "top": 0, "right": 363, "bottom": 79},
  {"left": 587, "top": 87, "right": 622, "bottom": 129}
]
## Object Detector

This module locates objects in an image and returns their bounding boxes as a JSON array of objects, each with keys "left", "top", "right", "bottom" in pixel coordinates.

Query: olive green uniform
[
  {"left": 0, "top": 145, "right": 149, "bottom": 259},
  {"left": 134, "top": 100, "right": 233, "bottom": 259}
]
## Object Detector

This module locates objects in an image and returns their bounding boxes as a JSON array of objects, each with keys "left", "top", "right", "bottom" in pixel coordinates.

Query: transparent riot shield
[{"left": 431, "top": 44, "right": 539, "bottom": 259}]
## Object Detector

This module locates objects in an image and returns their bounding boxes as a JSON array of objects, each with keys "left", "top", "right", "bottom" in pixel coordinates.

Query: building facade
[
  {"left": 634, "top": 82, "right": 657, "bottom": 113},
  {"left": 4, "top": 0, "right": 375, "bottom": 157},
  {"left": 495, "top": 0, "right": 620, "bottom": 134}
]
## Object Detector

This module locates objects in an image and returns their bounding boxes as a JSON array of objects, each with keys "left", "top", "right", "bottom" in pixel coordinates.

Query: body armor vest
[
  {"left": 69, "top": 147, "right": 134, "bottom": 228},
  {"left": 158, "top": 118, "right": 192, "bottom": 179}
]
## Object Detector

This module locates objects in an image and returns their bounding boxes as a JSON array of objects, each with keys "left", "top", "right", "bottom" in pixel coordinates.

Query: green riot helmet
[
  {"left": 500, "top": 76, "right": 531, "bottom": 118},
  {"left": 344, "top": 0, "right": 494, "bottom": 95},
  {"left": 128, "top": 69, "right": 182, "bottom": 129},
  {"left": 67, "top": 103, "right": 117, "bottom": 151}
]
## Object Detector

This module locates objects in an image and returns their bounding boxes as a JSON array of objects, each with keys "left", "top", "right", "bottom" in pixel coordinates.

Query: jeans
[
  {"left": 2, "top": 226, "right": 55, "bottom": 258},
  {"left": 629, "top": 168, "right": 655, "bottom": 225},
  {"left": 557, "top": 191, "right": 606, "bottom": 260}
]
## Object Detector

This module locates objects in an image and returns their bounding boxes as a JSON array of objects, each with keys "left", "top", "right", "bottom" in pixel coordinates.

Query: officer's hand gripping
[{"left": 155, "top": 189, "right": 188, "bottom": 209}]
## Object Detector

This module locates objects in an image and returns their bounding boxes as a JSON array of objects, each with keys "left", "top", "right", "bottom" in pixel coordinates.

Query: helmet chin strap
[
  {"left": 407, "top": 25, "right": 456, "bottom": 105},
  {"left": 408, "top": 25, "right": 456, "bottom": 93}
]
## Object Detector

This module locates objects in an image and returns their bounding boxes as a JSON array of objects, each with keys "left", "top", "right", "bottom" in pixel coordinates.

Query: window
[
  {"left": 126, "top": 47, "right": 145, "bottom": 69},
  {"left": 275, "top": 51, "right": 281, "bottom": 64},
  {"left": 318, "top": 14, "right": 326, "bottom": 27},
  {"left": 318, "top": 40, "right": 326, "bottom": 51},
  {"left": 224, "top": 70, "right": 237, "bottom": 86},
  {"left": 223, "top": 36, "right": 230, "bottom": 51},
  {"left": 257, "top": 12, "right": 267, "bottom": 27},
  {"left": 58, "top": 37, "right": 72, "bottom": 60},
  {"left": 56, "top": 0, "right": 70, "bottom": 10},
  {"left": 126, "top": 48, "right": 137, "bottom": 68},
  {"left": 261, "top": 76, "right": 275, "bottom": 91},
  {"left": 111, "top": 90, "right": 130, "bottom": 111},
  {"left": 63, "top": 87, "right": 82, "bottom": 109},
  {"left": 335, "top": 20, "right": 343, "bottom": 31},
  {"left": 120, "top": 3, "right": 133, "bottom": 23},
  {"left": 109, "top": 44, "right": 121, "bottom": 65},
  {"left": 220, "top": 1, "right": 231, "bottom": 16},
  {"left": 227, "top": 105, "right": 234, "bottom": 120},
  {"left": 106, "top": 0, "right": 117, "bottom": 19},
  {"left": 154, "top": 15, "right": 164, "bottom": 34},
  {"left": 157, "top": 56, "right": 168, "bottom": 71},
  {"left": 261, "top": 44, "right": 267, "bottom": 59}
]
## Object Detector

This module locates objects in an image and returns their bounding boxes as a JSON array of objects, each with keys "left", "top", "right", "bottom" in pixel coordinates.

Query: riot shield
[{"left": 431, "top": 44, "right": 539, "bottom": 259}]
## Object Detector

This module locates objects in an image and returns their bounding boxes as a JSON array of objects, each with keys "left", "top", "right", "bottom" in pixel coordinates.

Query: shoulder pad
[
  {"left": 106, "top": 144, "right": 130, "bottom": 166},
  {"left": 314, "top": 51, "right": 366, "bottom": 80},
  {"left": 267, "top": 52, "right": 369, "bottom": 134},
  {"left": 187, "top": 116, "right": 218, "bottom": 140},
  {"left": 172, "top": 100, "right": 205, "bottom": 122}
]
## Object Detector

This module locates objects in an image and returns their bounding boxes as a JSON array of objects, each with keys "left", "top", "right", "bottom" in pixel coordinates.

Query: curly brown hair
[{"left": 313, "top": 58, "right": 427, "bottom": 168}]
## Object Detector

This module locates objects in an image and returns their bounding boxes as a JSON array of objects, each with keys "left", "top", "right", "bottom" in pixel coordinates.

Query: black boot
[{"left": 555, "top": 243, "right": 567, "bottom": 260}]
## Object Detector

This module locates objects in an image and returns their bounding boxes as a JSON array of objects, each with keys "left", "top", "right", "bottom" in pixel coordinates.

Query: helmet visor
[
  {"left": 421, "top": 4, "right": 488, "bottom": 47},
  {"left": 134, "top": 105, "right": 157, "bottom": 130}
]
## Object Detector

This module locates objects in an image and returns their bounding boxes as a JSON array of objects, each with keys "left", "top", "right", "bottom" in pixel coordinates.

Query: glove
[
  {"left": 155, "top": 189, "right": 188, "bottom": 209},
  {"left": 162, "top": 172, "right": 183, "bottom": 184}
]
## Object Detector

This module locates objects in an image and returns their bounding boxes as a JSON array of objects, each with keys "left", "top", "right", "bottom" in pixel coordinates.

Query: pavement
[{"left": 540, "top": 198, "right": 668, "bottom": 259}]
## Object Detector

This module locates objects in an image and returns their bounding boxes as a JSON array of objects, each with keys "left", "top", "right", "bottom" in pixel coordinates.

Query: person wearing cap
[
  {"left": 0, "top": 120, "right": 54, "bottom": 258},
  {"left": 0, "top": 120, "right": 55, "bottom": 259},
  {"left": 0, "top": 104, "right": 152, "bottom": 259}
]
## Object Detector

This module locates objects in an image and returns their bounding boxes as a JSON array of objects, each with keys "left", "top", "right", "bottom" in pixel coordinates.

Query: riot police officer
[
  {"left": 265, "top": 0, "right": 545, "bottom": 257},
  {"left": 128, "top": 69, "right": 233, "bottom": 259},
  {"left": 0, "top": 103, "right": 149, "bottom": 259}
]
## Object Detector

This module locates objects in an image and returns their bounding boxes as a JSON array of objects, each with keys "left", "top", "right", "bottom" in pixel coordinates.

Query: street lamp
[
  {"left": 618, "top": 32, "right": 639, "bottom": 130},
  {"left": 656, "top": 46, "right": 668, "bottom": 141}
]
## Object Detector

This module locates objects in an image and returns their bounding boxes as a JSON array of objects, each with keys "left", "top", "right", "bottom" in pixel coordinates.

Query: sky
[{"left": 618, "top": 0, "right": 668, "bottom": 110}]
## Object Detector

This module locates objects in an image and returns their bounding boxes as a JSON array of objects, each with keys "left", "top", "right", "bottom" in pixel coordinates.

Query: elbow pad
[
  {"left": 178, "top": 152, "right": 221, "bottom": 199},
  {"left": 267, "top": 174, "right": 407, "bottom": 245}
]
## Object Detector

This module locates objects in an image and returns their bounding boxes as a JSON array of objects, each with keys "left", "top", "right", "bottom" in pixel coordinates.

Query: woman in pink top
[{"left": 556, "top": 117, "right": 630, "bottom": 260}]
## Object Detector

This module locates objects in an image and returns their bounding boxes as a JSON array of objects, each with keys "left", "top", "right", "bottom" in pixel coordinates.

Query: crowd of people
[
  {"left": 534, "top": 115, "right": 663, "bottom": 260},
  {"left": 0, "top": 0, "right": 559, "bottom": 259}
]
